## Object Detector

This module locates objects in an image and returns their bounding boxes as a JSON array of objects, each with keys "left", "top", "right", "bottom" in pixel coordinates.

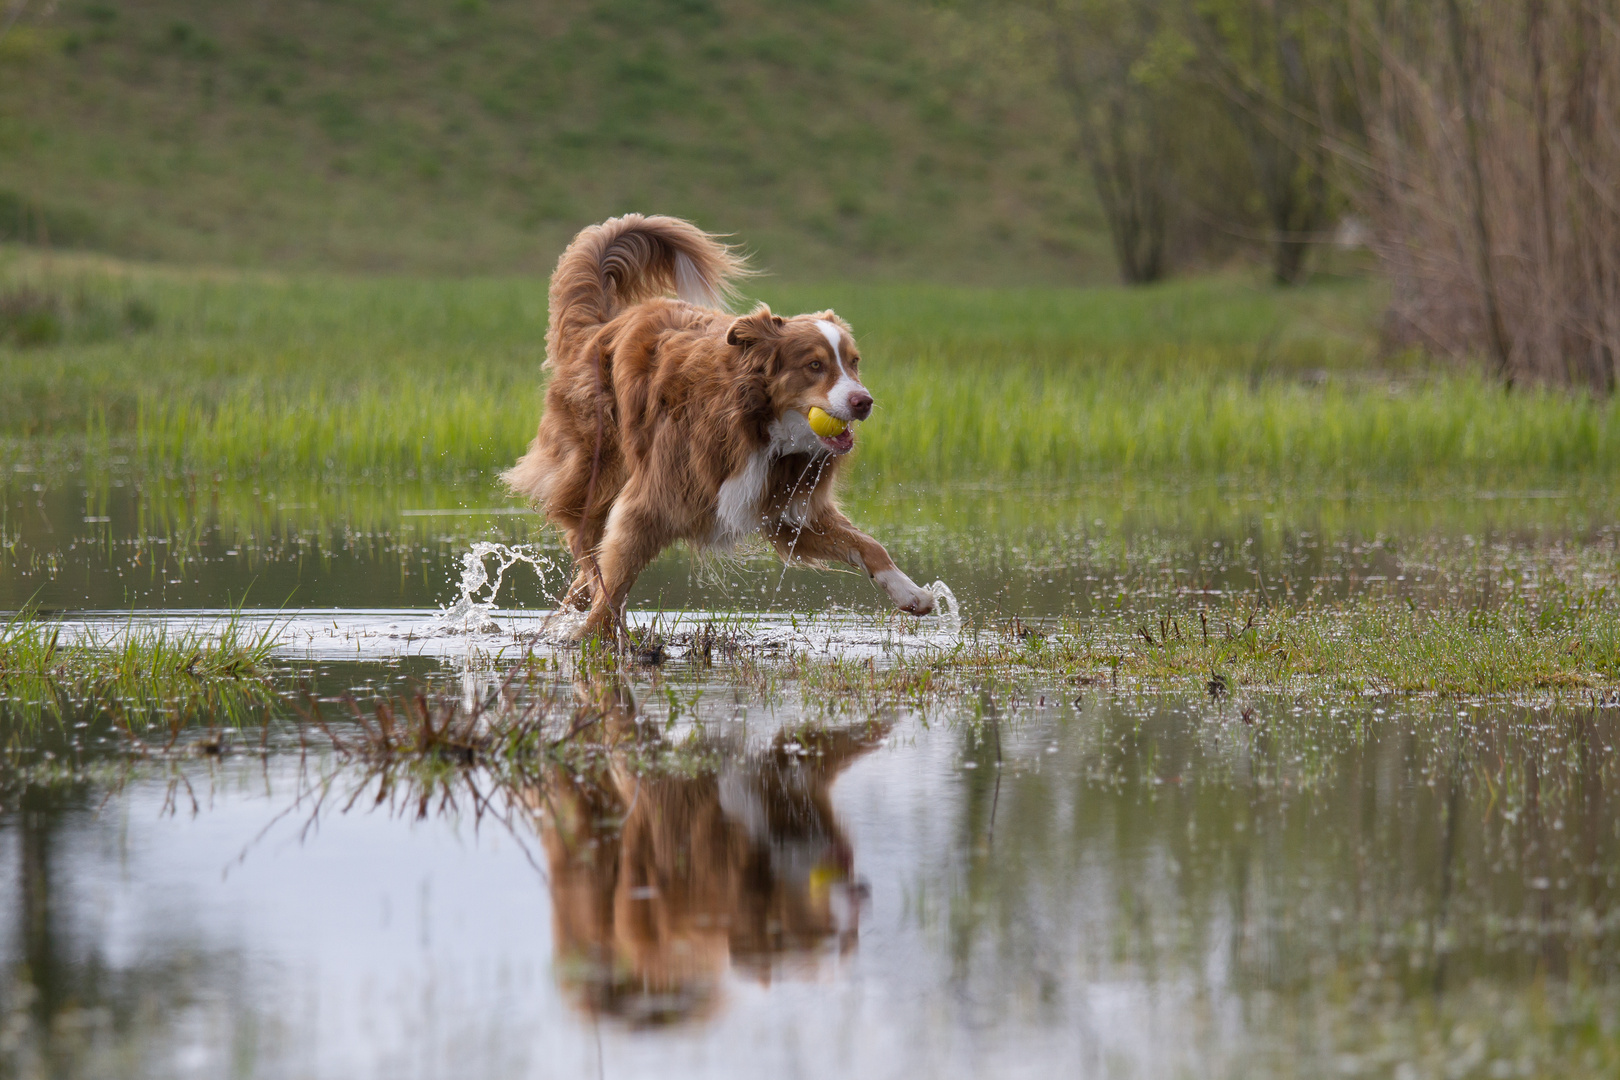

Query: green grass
[
  {"left": 651, "top": 534, "right": 1620, "bottom": 699},
  {"left": 719, "top": 593, "right": 1620, "bottom": 705},
  {"left": 0, "top": 607, "right": 279, "bottom": 719},
  {"left": 1073, "top": 597, "right": 1620, "bottom": 696},
  {"left": 3, "top": 251, "right": 1618, "bottom": 490},
  {"left": 0, "top": 0, "right": 1099, "bottom": 280}
]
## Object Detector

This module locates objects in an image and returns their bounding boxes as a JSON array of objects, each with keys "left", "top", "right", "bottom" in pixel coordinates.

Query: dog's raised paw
[
  {"left": 901, "top": 592, "right": 935, "bottom": 616},
  {"left": 876, "top": 569, "right": 935, "bottom": 616}
]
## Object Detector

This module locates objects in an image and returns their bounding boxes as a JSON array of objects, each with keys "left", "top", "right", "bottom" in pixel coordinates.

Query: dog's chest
[{"left": 710, "top": 417, "right": 823, "bottom": 547}]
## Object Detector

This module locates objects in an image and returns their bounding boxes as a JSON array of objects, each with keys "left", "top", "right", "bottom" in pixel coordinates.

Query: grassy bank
[
  {"left": 669, "top": 592, "right": 1620, "bottom": 705},
  {"left": 4, "top": 252, "right": 1618, "bottom": 489}
]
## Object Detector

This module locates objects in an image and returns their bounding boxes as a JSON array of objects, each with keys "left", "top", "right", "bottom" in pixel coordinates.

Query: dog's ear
[{"left": 726, "top": 305, "right": 785, "bottom": 348}]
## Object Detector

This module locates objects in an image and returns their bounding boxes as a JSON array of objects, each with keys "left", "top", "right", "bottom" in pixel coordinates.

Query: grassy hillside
[{"left": 0, "top": 0, "right": 1103, "bottom": 279}]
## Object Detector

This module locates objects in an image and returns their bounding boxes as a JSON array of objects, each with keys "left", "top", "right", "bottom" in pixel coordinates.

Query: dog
[{"left": 503, "top": 213, "right": 936, "bottom": 640}]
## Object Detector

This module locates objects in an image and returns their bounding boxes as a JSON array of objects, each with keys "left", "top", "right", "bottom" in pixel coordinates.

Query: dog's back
[{"left": 503, "top": 215, "right": 746, "bottom": 515}]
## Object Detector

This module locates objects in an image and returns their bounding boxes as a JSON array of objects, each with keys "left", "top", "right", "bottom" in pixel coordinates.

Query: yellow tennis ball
[
  {"left": 807, "top": 406, "right": 848, "bottom": 437},
  {"left": 808, "top": 861, "right": 839, "bottom": 901}
]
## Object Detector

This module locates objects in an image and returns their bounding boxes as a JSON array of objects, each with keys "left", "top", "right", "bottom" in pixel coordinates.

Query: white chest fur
[{"left": 711, "top": 413, "right": 826, "bottom": 548}]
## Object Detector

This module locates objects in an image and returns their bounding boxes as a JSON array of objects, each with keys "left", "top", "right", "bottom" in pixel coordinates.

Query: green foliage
[
  {"left": 1188, "top": 0, "right": 1355, "bottom": 283},
  {"left": 2, "top": 254, "right": 1618, "bottom": 487},
  {"left": 991, "top": 0, "right": 1355, "bottom": 284},
  {"left": 1038, "top": 0, "right": 1192, "bottom": 281}
]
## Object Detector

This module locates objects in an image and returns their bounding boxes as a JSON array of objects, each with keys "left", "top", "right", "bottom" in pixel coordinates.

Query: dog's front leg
[{"left": 769, "top": 509, "right": 935, "bottom": 616}]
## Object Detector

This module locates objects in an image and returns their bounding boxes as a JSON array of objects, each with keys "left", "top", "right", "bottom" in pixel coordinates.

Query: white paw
[{"left": 875, "top": 569, "right": 935, "bottom": 616}]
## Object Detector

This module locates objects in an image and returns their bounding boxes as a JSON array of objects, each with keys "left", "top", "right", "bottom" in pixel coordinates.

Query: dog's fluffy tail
[{"left": 546, "top": 214, "right": 748, "bottom": 365}]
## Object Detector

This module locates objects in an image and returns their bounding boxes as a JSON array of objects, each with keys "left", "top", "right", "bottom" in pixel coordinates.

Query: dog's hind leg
[
  {"left": 560, "top": 571, "right": 594, "bottom": 611},
  {"left": 559, "top": 523, "right": 605, "bottom": 611},
  {"left": 574, "top": 488, "right": 673, "bottom": 643},
  {"left": 550, "top": 450, "right": 623, "bottom": 612},
  {"left": 767, "top": 509, "right": 935, "bottom": 616}
]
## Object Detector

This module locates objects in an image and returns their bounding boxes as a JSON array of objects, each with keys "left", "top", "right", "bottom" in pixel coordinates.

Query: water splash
[
  {"left": 927, "top": 580, "right": 961, "bottom": 634},
  {"left": 438, "top": 542, "right": 562, "bottom": 634}
]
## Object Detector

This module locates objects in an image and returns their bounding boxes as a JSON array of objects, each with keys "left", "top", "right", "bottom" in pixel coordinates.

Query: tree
[
  {"left": 1187, "top": 0, "right": 1351, "bottom": 284},
  {"left": 1044, "top": 0, "right": 1194, "bottom": 284}
]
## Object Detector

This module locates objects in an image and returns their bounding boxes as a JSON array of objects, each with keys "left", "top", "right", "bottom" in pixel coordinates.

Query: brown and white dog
[{"left": 503, "top": 213, "right": 935, "bottom": 640}]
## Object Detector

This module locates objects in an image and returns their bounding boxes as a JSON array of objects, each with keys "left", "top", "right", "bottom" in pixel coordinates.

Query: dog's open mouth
[{"left": 819, "top": 428, "right": 856, "bottom": 454}]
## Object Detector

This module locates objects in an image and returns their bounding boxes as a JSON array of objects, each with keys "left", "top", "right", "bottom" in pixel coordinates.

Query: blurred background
[
  {"left": 0, "top": 0, "right": 1108, "bottom": 280},
  {"left": 0, "top": 0, "right": 1596, "bottom": 381},
  {"left": 3, "top": 0, "right": 1615, "bottom": 387}
]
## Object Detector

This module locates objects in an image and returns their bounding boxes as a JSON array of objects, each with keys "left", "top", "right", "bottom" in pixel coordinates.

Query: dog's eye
[{"left": 808, "top": 360, "right": 823, "bottom": 372}]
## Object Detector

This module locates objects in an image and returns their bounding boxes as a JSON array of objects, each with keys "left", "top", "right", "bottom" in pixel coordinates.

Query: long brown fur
[{"left": 504, "top": 213, "right": 935, "bottom": 640}]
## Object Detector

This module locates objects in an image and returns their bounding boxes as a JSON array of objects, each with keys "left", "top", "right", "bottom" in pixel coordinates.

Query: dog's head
[{"left": 726, "top": 305, "right": 871, "bottom": 456}]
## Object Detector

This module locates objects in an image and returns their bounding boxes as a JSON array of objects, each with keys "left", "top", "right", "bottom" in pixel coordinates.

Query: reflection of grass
[
  {"left": 304, "top": 676, "right": 558, "bottom": 768},
  {"left": 0, "top": 608, "right": 280, "bottom": 719},
  {"left": 6, "top": 254, "right": 1620, "bottom": 485},
  {"left": 928, "top": 688, "right": 1620, "bottom": 1080}
]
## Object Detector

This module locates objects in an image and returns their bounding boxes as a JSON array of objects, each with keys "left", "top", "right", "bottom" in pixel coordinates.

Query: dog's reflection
[{"left": 536, "top": 678, "right": 885, "bottom": 1026}]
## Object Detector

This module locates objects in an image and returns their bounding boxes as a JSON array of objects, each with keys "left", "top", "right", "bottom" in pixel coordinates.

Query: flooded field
[{"left": 3, "top": 472, "right": 1620, "bottom": 1079}]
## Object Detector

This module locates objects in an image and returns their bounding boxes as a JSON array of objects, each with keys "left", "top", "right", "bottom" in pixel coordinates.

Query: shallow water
[
  {"left": 5, "top": 679, "right": 1617, "bottom": 1079},
  {"left": 3, "top": 475, "right": 1619, "bottom": 1078},
  {"left": 6, "top": 474, "right": 1617, "bottom": 617},
  {"left": 37, "top": 604, "right": 967, "bottom": 665}
]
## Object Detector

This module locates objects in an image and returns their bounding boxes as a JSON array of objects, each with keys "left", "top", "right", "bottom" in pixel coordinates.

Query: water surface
[{"left": 3, "top": 474, "right": 1618, "bottom": 1078}]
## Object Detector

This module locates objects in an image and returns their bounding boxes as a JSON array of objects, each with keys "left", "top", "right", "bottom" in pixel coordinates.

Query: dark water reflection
[
  {"left": 5, "top": 476, "right": 1618, "bottom": 618},
  {"left": 2, "top": 670, "right": 1617, "bottom": 1078}
]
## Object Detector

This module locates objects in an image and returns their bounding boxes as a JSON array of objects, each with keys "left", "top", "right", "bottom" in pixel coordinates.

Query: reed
[{"left": 1354, "top": 0, "right": 1620, "bottom": 389}]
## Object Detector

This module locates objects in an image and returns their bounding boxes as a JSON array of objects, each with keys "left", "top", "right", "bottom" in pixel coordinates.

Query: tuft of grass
[{"left": 0, "top": 608, "right": 280, "bottom": 719}]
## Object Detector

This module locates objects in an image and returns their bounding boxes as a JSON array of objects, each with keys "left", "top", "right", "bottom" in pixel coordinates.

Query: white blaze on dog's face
[
  {"left": 768, "top": 314, "right": 873, "bottom": 457},
  {"left": 815, "top": 320, "right": 867, "bottom": 420}
]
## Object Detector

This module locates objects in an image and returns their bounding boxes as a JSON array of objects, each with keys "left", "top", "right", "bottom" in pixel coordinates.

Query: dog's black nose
[{"left": 848, "top": 390, "right": 873, "bottom": 419}]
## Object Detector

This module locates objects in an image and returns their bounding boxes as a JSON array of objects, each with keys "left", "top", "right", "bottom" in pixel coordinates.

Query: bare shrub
[
  {"left": 1352, "top": 0, "right": 1620, "bottom": 388},
  {"left": 1046, "top": 0, "right": 1183, "bottom": 284}
]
